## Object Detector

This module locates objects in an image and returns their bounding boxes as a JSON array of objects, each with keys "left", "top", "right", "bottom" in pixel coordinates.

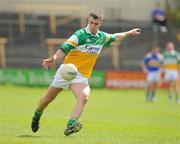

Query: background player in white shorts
[
  {"left": 162, "top": 42, "right": 180, "bottom": 103},
  {"left": 141, "top": 46, "right": 163, "bottom": 102},
  {"left": 31, "top": 11, "right": 141, "bottom": 136}
]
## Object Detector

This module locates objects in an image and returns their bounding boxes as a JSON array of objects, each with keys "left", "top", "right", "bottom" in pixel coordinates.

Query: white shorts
[
  {"left": 147, "top": 71, "right": 161, "bottom": 82},
  {"left": 164, "top": 70, "right": 179, "bottom": 81},
  {"left": 51, "top": 65, "right": 89, "bottom": 89}
]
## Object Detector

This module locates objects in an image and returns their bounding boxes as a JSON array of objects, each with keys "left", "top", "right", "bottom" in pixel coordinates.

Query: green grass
[{"left": 0, "top": 84, "right": 180, "bottom": 144}]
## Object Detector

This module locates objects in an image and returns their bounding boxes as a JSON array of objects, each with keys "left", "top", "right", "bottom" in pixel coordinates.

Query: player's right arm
[
  {"left": 141, "top": 53, "right": 150, "bottom": 73},
  {"left": 141, "top": 61, "right": 148, "bottom": 73},
  {"left": 42, "top": 49, "right": 66, "bottom": 70},
  {"left": 42, "top": 31, "right": 79, "bottom": 70}
]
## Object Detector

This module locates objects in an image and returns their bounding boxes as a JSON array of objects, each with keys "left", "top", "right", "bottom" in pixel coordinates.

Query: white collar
[{"left": 85, "top": 25, "right": 99, "bottom": 36}]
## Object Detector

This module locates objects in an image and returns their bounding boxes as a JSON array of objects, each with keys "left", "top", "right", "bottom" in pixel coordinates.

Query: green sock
[
  {"left": 146, "top": 91, "right": 151, "bottom": 101},
  {"left": 33, "top": 109, "right": 43, "bottom": 121},
  {"left": 67, "top": 118, "right": 77, "bottom": 127},
  {"left": 151, "top": 90, "right": 156, "bottom": 100},
  {"left": 168, "top": 91, "right": 173, "bottom": 100},
  {"left": 152, "top": 91, "right": 155, "bottom": 97},
  {"left": 176, "top": 95, "right": 179, "bottom": 101}
]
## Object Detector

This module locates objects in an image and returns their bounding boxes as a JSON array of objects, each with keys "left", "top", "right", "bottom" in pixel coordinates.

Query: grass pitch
[{"left": 0, "top": 85, "right": 180, "bottom": 144}]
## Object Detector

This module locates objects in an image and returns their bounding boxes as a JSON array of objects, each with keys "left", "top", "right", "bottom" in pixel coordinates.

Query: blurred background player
[
  {"left": 141, "top": 46, "right": 163, "bottom": 102},
  {"left": 31, "top": 11, "right": 141, "bottom": 136},
  {"left": 162, "top": 42, "right": 180, "bottom": 103}
]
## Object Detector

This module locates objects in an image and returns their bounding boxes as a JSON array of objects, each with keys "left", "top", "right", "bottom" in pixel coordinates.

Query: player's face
[
  {"left": 166, "top": 43, "right": 174, "bottom": 52},
  {"left": 88, "top": 16, "right": 102, "bottom": 34},
  {"left": 152, "top": 47, "right": 160, "bottom": 54}
]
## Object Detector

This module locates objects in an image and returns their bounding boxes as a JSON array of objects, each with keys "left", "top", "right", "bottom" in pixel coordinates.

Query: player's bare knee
[
  {"left": 84, "top": 96, "right": 89, "bottom": 104},
  {"left": 80, "top": 94, "right": 89, "bottom": 104}
]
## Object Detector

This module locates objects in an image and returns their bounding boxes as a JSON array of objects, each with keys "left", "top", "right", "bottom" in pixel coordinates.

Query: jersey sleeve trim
[
  {"left": 65, "top": 40, "right": 78, "bottom": 47},
  {"left": 58, "top": 34, "right": 79, "bottom": 54},
  {"left": 59, "top": 44, "right": 75, "bottom": 54},
  {"left": 104, "top": 33, "right": 116, "bottom": 47},
  {"left": 105, "top": 34, "right": 111, "bottom": 43}
]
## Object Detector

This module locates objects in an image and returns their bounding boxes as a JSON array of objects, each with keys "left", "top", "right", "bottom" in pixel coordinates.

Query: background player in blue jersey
[{"left": 141, "top": 46, "right": 163, "bottom": 102}]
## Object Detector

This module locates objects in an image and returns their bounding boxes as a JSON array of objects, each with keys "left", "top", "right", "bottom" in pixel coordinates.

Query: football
[{"left": 60, "top": 63, "right": 78, "bottom": 81}]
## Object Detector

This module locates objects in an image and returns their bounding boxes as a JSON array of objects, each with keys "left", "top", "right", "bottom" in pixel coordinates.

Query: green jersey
[
  {"left": 162, "top": 50, "right": 180, "bottom": 70},
  {"left": 59, "top": 26, "right": 116, "bottom": 78}
]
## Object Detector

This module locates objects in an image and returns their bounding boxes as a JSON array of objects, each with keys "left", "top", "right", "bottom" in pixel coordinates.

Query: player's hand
[
  {"left": 142, "top": 68, "right": 148, "bottom": 74},
  {"left": 130, "top": 28, "right": 142, "bottom": 36},
  {"left": 42, "top": 57, "right": 54, "bottom": 70}
]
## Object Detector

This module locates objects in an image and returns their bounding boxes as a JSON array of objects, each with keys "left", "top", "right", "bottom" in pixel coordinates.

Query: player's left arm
[
  {"left": 178, "top": 53, "right": 180, "bottom": 72},
  {"left": 141, "top": 62, "right": 148, "bottom": 74},
  {"left": 158, "top": 53, "right": 164, "bottom": 71},
  {"left": 114, "top": 28, "right": 142, "bottom": 41}
]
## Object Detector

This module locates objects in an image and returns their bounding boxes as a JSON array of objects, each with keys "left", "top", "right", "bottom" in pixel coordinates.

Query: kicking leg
[{"left": 64, "top": 83, "right": 90, "bottom": 136}]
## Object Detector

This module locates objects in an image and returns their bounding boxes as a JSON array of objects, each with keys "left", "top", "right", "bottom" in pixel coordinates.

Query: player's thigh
[
  {"left": 172, "top": 71, "right": 179, "bottom": 81},
  {"left": 147, "top": 81, "right": 156, "bottom": 89},
  {"left": 164, "top": 70, "right": 178, "bottom": 81},
  {"left": 171, "top": 80, "right": 179, "bottom": 88},
  {"left": 44, "top": 86, "right": 63, "bottom": 100},
  {"left": 70, "top": 83, "right": 90, "bottom": 100},
  {"left": 147, "top": 72, "right": 155, "bottom": 82},
  {"left": 147, "top": 73, "right": 155, "bottom": 86},
  {"left": 164, "top": 71, "right": 171, "bottom": 81}
]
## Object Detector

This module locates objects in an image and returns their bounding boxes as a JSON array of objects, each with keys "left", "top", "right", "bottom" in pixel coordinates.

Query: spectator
[{"left": 152, "top": 2, "right": 168, "bottom": 33}]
